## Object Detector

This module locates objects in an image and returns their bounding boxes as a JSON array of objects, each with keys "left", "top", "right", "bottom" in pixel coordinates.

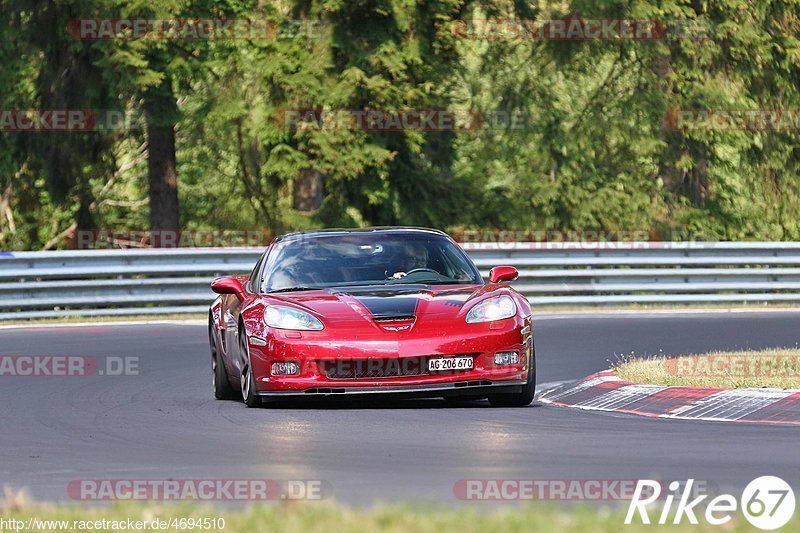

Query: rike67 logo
[{"left": 626, "top": 476, "right": 795, "bottom": 530}]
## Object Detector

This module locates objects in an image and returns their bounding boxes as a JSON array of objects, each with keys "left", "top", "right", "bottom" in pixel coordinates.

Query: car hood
[{"left": 264, "top": 284, "right": 487, "bottom": 323}]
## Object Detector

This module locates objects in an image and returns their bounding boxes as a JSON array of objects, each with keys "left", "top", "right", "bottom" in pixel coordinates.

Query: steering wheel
[{"left": 405, "top": 268, "right": 440, "bottom": 276}]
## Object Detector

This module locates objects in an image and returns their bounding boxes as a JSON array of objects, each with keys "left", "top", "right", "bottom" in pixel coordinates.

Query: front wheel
[
  {"left": 211, "top": 322, "right": 235, "bottom": 400},
  {"left": 239, "top": 327, "right": 261, "bottom": 408},
  {"left": 488, "top": 343, "right": 536, "bottom": 407}
]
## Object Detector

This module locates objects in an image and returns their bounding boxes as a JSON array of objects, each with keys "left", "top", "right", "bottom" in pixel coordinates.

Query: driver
[{"left": 389, "top": 242, "right": 429, "bottom": 279}]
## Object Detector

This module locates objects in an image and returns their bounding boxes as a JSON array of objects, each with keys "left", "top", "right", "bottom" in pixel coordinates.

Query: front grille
[{"left": 321, "top": 356, "right": 474, "bottom": 380}]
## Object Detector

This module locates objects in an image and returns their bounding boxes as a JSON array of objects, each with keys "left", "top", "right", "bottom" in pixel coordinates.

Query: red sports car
[{"left": 208, "top": 227, "right": 534, "bottom": 407}]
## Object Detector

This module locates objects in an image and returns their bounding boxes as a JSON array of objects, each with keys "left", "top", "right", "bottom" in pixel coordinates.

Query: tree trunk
[
  {"left": 145, "top": 80, "right": 180, "bottom": 247},
  {"left": 293, "top": 169, "right": 324, "bottom": 212}
]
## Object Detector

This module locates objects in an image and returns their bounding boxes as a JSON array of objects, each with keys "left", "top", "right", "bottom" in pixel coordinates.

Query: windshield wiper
[{"left": 267, "top": 286, "right": 319, "bottom": 293}]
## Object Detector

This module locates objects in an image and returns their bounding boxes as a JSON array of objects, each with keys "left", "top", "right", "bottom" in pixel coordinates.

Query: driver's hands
[{"left": 390, "top": 271, "right": 407, "bottom": 279}]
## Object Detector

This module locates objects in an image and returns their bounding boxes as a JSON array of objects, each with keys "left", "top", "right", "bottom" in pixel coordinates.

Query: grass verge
[
  {"left": 0, "top": 499, "right": 792, "bottom": 533},
  {"left": 613, "top": 348, "right": 800, "bottom": 389}
]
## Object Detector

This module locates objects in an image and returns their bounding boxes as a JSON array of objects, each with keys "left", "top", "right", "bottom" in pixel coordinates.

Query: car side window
[{"left": 248, "top": 250, "right": 268, "bottom": 293}]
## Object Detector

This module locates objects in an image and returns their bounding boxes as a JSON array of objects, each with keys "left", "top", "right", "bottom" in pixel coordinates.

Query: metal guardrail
[{"left": 2, "top": 243, "right": 800, "bottom": 320}]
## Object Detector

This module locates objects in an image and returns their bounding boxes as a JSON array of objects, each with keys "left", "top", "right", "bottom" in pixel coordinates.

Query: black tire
[
  {"left": 488, "top": 342, "right": 536, "bottom": 407},
  {"left": 210, "top": 321, "right": 236, "bottom": 400},
  {"left": 239, "top": 325, "right": 261, "bottom": 408}
]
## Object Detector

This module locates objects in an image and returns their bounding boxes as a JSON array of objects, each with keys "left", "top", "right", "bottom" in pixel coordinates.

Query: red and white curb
[{"left": 537, "top": 371, "right": 800, "bottom": 426}]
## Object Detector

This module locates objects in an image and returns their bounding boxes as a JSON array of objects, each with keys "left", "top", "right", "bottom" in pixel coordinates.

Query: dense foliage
[{"left": 1, "top": 0, "right": 799, "bottom": 249}]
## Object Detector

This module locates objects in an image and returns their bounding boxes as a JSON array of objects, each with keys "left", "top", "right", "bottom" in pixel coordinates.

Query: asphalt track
[{"left": 1, "top": 311, "right": 799, "bottom": 505}]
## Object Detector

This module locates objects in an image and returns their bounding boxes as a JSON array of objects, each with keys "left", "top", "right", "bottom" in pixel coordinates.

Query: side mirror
[
  {"left": 489, "top": 266, "right": 518, "bottom": 284},
  {"left": 211, "top": 277, "right": 247, "bottom": 302}
]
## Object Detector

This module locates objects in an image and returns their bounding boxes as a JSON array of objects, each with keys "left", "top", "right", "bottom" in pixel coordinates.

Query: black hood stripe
[
  {"left": 330, "top": 284, "right": 477, "bottom": 319},
  {"left": 332, "top": 286, "right": 423, "bottom": 319},
  {"left": 352, "top": 295, "right": 420, "bottom": 319}
]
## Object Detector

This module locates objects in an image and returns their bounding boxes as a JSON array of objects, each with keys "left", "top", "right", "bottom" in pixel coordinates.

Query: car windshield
[{"left": 260, "top": 231, "right": 482, "bottom": 292}]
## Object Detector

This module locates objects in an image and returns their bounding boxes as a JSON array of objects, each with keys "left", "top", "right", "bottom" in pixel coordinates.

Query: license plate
[{"left": 428, "top": 356, "right": 473, "bottom": 372}]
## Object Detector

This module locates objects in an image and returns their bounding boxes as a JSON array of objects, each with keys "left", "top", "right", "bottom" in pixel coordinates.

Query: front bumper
[{"left": 247, "top": 315, "right": 533, "bottom": 396}]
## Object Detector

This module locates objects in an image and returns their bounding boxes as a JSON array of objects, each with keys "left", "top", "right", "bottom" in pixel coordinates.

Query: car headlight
[
  {"left": 466, "top": 295, "right": 516, "bottom": 323},
  {"left": 264, "top": 305, "right": 324, "bottom": 330}
]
